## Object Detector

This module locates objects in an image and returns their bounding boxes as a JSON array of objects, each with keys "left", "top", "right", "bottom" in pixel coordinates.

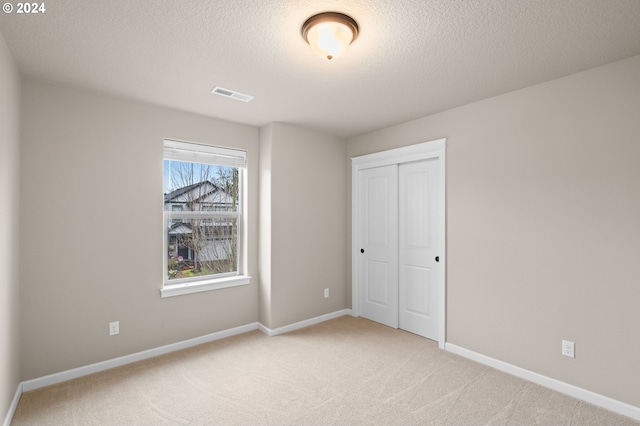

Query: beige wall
[
  {"left": 0, "top": 32, "right": 21, "bottom": 419},
  {"left": 348, "top": 55, "right": 640, "bottom": 407},
  {"left": 259, "top": 123, "right": 348, "bottom": 329},
  {"left": 19, "top": 79, "right": 260, "bottom": 380},
  {"left": 258, "top": 124, "right": 273, "bottom": 326}
]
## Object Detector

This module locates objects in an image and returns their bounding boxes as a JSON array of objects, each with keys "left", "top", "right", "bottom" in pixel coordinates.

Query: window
[{"left": 162, "top": 139, "right": 250, "bottom": 297}]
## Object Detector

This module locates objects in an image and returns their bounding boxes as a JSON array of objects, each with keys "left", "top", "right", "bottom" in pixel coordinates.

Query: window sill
[{"left": 160, "top": 275, "right": 251, "bottom": 298}]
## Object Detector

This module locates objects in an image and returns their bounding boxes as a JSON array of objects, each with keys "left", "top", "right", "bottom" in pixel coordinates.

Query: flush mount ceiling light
[{"left": 301, "top": 12, "right": 359, "bottom": 60}]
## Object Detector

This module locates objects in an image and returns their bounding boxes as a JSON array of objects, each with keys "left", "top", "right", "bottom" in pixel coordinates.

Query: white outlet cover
[
  {"left": 562, "top": 339, "right": 575, "bottom": 358},
  {"left": 109, "top": 321, "right": 120, "bottom": 336}
]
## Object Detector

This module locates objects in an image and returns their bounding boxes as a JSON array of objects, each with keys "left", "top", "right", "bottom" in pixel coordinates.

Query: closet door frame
[{"left": 351, "top": 138, "right": 446, "bottom": 349}]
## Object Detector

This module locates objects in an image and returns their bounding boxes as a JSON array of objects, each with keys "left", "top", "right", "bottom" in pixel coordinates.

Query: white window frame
[{"left": 161, "top": 139, "right": 250, "bottom": 298}]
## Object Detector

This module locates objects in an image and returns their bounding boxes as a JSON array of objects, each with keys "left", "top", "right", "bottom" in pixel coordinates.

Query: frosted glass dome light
[{"left": 302, "top": 12, "right": 359, "bottom": 60}]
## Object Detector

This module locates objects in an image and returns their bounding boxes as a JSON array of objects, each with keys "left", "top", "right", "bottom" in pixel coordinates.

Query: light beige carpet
[{"left": 12, "top": 316, "right": 638, "bottom": 425}]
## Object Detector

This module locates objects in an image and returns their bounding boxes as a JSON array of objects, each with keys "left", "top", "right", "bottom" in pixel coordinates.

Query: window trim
[
  {"left": 160, "top": 274, "right": 251, "bottom": 298},
  {"left": 162, "top": 139, "right": 250, "bottom": 298}
]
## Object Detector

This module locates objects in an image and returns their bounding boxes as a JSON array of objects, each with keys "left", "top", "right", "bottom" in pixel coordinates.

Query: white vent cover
[{"left": 211, "top": 86, "right": 254, "bottom": 102}]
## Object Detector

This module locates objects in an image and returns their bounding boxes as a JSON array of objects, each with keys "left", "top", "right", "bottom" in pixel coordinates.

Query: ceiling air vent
[{"left": 211, "top": 86, "right": 254, "bottom": 102}]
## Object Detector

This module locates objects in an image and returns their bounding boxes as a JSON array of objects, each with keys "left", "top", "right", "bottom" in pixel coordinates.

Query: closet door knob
[
  {"left": 360, "top": 249, "right": 365, "bottom": 253},
  {"left": 435, "top": 256, "right": 440, "bottom": 262}
]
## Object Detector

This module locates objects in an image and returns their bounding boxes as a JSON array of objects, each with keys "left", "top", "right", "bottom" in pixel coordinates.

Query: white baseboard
[
  {"left": 22, "top": 322, "right": 260, "bottom": 392},
  {"left": 17, "top": 309, "right": 352, "bottom": 393},
  {"left": 445, "top": 343, "right": 640, "bottom": 422},
  {"left": 2, "top": 309, "right": 355, "bottom": 424},
  {"left": 2, "top": 382, "right": 22, "bottom": 426},
  {"left": 259, "top": 309, "right": 353, "bottom": 336}
]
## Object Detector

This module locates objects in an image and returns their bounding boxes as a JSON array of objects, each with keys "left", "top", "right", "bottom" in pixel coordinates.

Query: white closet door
[
  {"left": 358, "top": 165, "right": 398, "bottom": 328},
  {"left": 398, "top": 159, "right": 440, "bottom": 339}
]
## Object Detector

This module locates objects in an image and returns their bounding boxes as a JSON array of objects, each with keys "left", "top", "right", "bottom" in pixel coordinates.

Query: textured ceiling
[{"left": 2, "top": 0, "right": 640, "bottom": 138}]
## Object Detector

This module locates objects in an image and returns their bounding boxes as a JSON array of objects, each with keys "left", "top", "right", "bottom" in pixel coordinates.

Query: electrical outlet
[
  {"left": 324, "top": 288, "right": 329, "bottom": 298},
  {"left": 562, "top": 339, "right": 574, "bottom": 358},
  {"left": 109, "top": 321, "right": 120, "bottom": 336}
]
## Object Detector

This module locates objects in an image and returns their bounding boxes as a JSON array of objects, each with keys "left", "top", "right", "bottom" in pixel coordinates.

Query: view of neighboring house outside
[{"left": 164, "top": 166, "right": 240, "bottom": 283}]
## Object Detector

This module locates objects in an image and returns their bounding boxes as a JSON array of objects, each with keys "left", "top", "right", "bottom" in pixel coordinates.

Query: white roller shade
[{"left": 164, "top": 139, "right": 246, "bottom": 168}]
